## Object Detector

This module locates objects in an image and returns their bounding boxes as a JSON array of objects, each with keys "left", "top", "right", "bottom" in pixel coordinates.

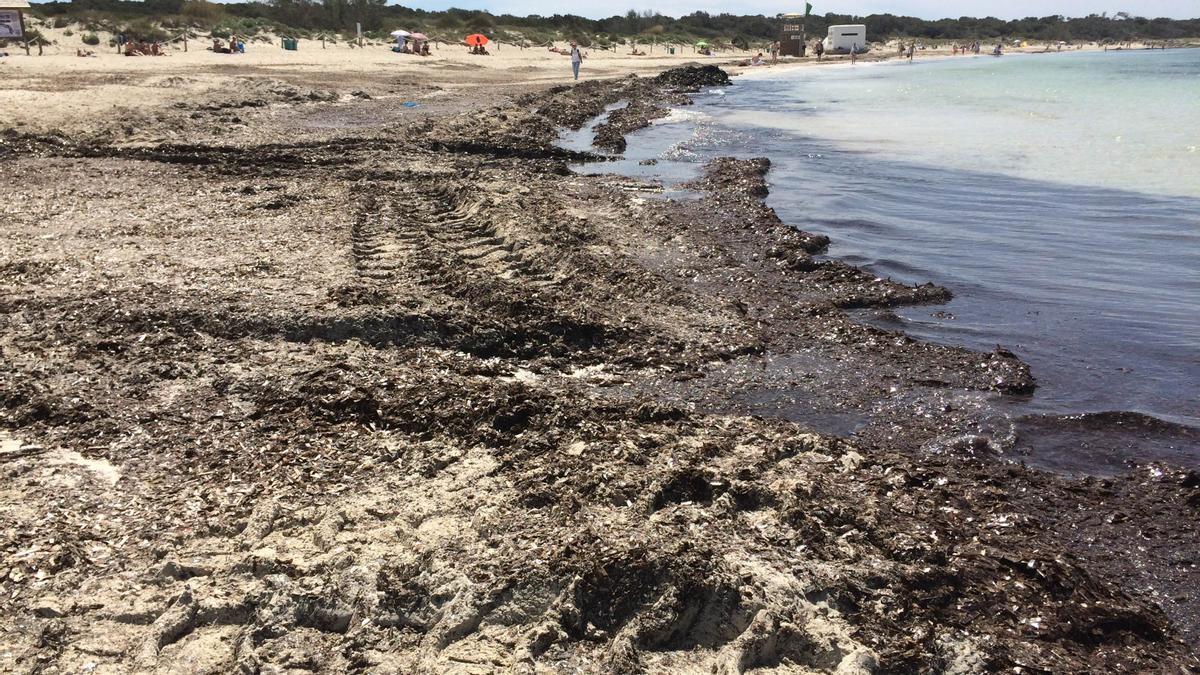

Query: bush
[
  {"left": 53, "top": 17, "right": 71, "bottom": 29},
  {"left": 434, "top": 14, "right": 460, "bottom": 30},
  {"left": 63, "top": 29, "right": 74, "bottom": 36},
  {"left": 181, "top": 0, "right": 223, "bottom": 25},
  {"left": 124, "top": 20, "right": 170, "bottom": 42},
  {"left": 82, "top": 32, "right": 100, "bottom": 46}
]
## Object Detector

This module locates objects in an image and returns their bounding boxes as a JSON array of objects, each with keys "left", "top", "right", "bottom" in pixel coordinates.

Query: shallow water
[{"left": 566, "top": 50, "right": 1200, "bottom": 469}]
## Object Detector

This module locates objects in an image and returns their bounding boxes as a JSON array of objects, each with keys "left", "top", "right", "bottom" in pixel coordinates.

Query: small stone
[{"left": 32, "top": 601, "right": 65, "bottom": 618}]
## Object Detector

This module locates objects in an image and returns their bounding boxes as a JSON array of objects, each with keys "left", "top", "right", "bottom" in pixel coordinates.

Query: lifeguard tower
[{"left": 778, "top": 12, "right": 806, "bottom": 57}]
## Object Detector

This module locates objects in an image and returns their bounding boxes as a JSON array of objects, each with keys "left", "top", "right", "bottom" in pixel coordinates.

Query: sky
[{"left": 407, "top": 1, "right": 1200, "bottom": 20}]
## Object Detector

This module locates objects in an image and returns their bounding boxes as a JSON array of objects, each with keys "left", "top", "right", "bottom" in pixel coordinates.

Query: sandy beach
[
  {"left": 3, "top": 24, "right": 1150, "bottom": 135},
  {"left": 0, "top": 29, "right": 764, "bottom": 134},
  {"left": 2, "top": 33, "right": 1199, "bottom": 673}
]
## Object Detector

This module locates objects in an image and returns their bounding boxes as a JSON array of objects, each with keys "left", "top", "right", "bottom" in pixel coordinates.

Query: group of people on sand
[
  {"left": 210, "top": 37, "right": 245, "bottom": 54},
  {"left": 469, "top": 43, "right": 489, "bottom": 55},
  {"left": 952, "top": 41, "right": 983, "bottom": 55},
  {"left": 744, "top": 44, "right": 785, "bottom": 66},
  {"left": 393, "top": 41, "right": 432, "bottom": 55},
  {"left": 124, "top": 40, "right": 169, "bottom": 56}
]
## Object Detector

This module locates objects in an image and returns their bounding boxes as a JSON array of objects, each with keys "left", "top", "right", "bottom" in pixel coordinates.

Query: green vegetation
[
  {"left": 29, "top": 2, "right": 1200, "bottom": 47},
  {"left": 81, "top": 31, "right": 100, "bottom": 45}
]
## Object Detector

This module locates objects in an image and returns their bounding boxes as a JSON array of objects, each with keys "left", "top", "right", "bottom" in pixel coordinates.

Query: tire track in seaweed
[
  {"left": 368, "top": 178, "right": 556, "bottom": 293},
  {"left": 423, "top": 186, "right": 556, "bottom": 289},
  {"left": 350, "top": 191, "right": 426, "bottom": 282}
]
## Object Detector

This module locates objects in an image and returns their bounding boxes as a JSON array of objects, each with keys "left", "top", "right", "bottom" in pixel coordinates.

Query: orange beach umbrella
[{"left": 465, "top": 34, "right": 489, "bottom": 47}]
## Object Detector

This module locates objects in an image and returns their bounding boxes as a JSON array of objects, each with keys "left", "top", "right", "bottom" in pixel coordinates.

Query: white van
[{"left": 823, "top": 25, "right": 867, "bottom": 54}]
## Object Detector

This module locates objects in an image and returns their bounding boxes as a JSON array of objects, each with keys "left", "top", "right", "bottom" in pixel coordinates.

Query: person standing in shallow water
[{"left": 570, "top": 41, "right": 584, "bottom": 80}]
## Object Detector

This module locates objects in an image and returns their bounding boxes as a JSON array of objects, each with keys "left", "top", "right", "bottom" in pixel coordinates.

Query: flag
[{"left": 806, "top": 3, "right": 813, "bottom": 16}]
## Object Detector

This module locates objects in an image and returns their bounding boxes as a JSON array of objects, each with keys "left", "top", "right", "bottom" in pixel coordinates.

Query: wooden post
[
  {"left": 183, "top": 33, "right": 188, "bottom": 52},
  {"left": 321, "top": 35, "right": 325, "bottom": 49},
  {"left": 11, "top": 8, "right": 28, "bottom": 53},
  {"left": 356, "top": 22, "right": 362, "bottom": 48}
]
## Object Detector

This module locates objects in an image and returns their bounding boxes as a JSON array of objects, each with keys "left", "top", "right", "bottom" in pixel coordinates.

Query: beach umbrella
[
  {"left": 465, "top": 34, "right": 489, "bottom": 47},
  {"left": 695, "top": 41, "right": 709, "bottom": 48},
  {"left": 410, "top": 33, "right": 429, "bottom": 41},
  {"left": 390, "top": 30, "right": 411, "bottom": 38}
]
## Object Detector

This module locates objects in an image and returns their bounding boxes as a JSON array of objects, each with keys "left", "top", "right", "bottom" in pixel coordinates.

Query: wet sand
[{"left": 1, "top": 57, "right": 1198, "bottom": 672}]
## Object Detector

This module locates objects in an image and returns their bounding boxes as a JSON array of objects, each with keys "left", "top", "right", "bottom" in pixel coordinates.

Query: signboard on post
[
  {"left": 779, "top": 13, "right": 805, "bottom": 57},
  {"left": 0, "top": 8, "right": 26, "bottom": 39}
]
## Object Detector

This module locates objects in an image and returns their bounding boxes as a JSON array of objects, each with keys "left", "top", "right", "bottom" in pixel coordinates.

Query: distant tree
[{"left": 23, "top": 2, "right": 1200, "bottom": 47}]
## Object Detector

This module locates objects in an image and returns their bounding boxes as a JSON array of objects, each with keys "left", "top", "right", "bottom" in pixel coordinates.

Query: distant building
[{"left": 823, "top": 24, "right": 867, "bottom": 54}]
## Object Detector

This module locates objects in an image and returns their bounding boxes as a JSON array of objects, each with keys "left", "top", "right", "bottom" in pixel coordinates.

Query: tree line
[{"left": 31, "top": 1, "right": 1200, "bottom": 44}]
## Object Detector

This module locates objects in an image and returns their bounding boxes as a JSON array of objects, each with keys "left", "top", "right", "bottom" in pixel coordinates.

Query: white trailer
[{"left": 823, "top": 24, "right": 867, "bottom": 54}]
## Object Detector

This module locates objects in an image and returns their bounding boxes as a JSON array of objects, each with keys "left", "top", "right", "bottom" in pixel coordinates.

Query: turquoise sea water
[
  {"left": 730, "top": 49, "right": 1200, "bottom": 198},
  {"left": 569, "top": 49, "right": 1200, "bottom": 469}
]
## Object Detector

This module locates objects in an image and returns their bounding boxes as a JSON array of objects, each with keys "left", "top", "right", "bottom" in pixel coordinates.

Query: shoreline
[
  {"left": 613, "top": 53, "right": 1200, "bottom": 437},
  {"left": 724, "top": 39, "right": 1190, "bottom": 78},
  {"left": 2, "top": 60, "right": 1199, "bottom": 671}
]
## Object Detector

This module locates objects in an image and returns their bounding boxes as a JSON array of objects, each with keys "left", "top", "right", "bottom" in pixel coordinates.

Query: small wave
[{"left": 653, "top": 108, "right": 710, "bottom": 125}]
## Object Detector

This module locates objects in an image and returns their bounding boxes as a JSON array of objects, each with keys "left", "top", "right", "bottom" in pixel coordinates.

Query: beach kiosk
[
  {"left": 823, "top": 24, "right": 867, "bottom": 54},
  {"left": 0, "top": 0, "right": 29, "bottom": 48},
  {"left": 778, "top": 12, "right": 806, "bottom": 57}
]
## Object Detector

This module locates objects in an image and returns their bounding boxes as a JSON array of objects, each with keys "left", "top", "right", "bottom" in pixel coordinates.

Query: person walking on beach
[
  {"left": 770, "top": 41, "right": 779, "bottom": 64},
  {"left": 907, "top": 43, "right": 915, "bottom": 62},
  {"left": 814, "top": 40, "right": 824, "bottom": 62},
  {"left": 570, "top": 41, "right": 584, "bottom": 81}
]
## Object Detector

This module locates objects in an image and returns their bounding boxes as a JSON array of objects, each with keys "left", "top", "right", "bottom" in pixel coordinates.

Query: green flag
[{"left": 806, "top": 3, "right": 813, "bottom": 16}]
